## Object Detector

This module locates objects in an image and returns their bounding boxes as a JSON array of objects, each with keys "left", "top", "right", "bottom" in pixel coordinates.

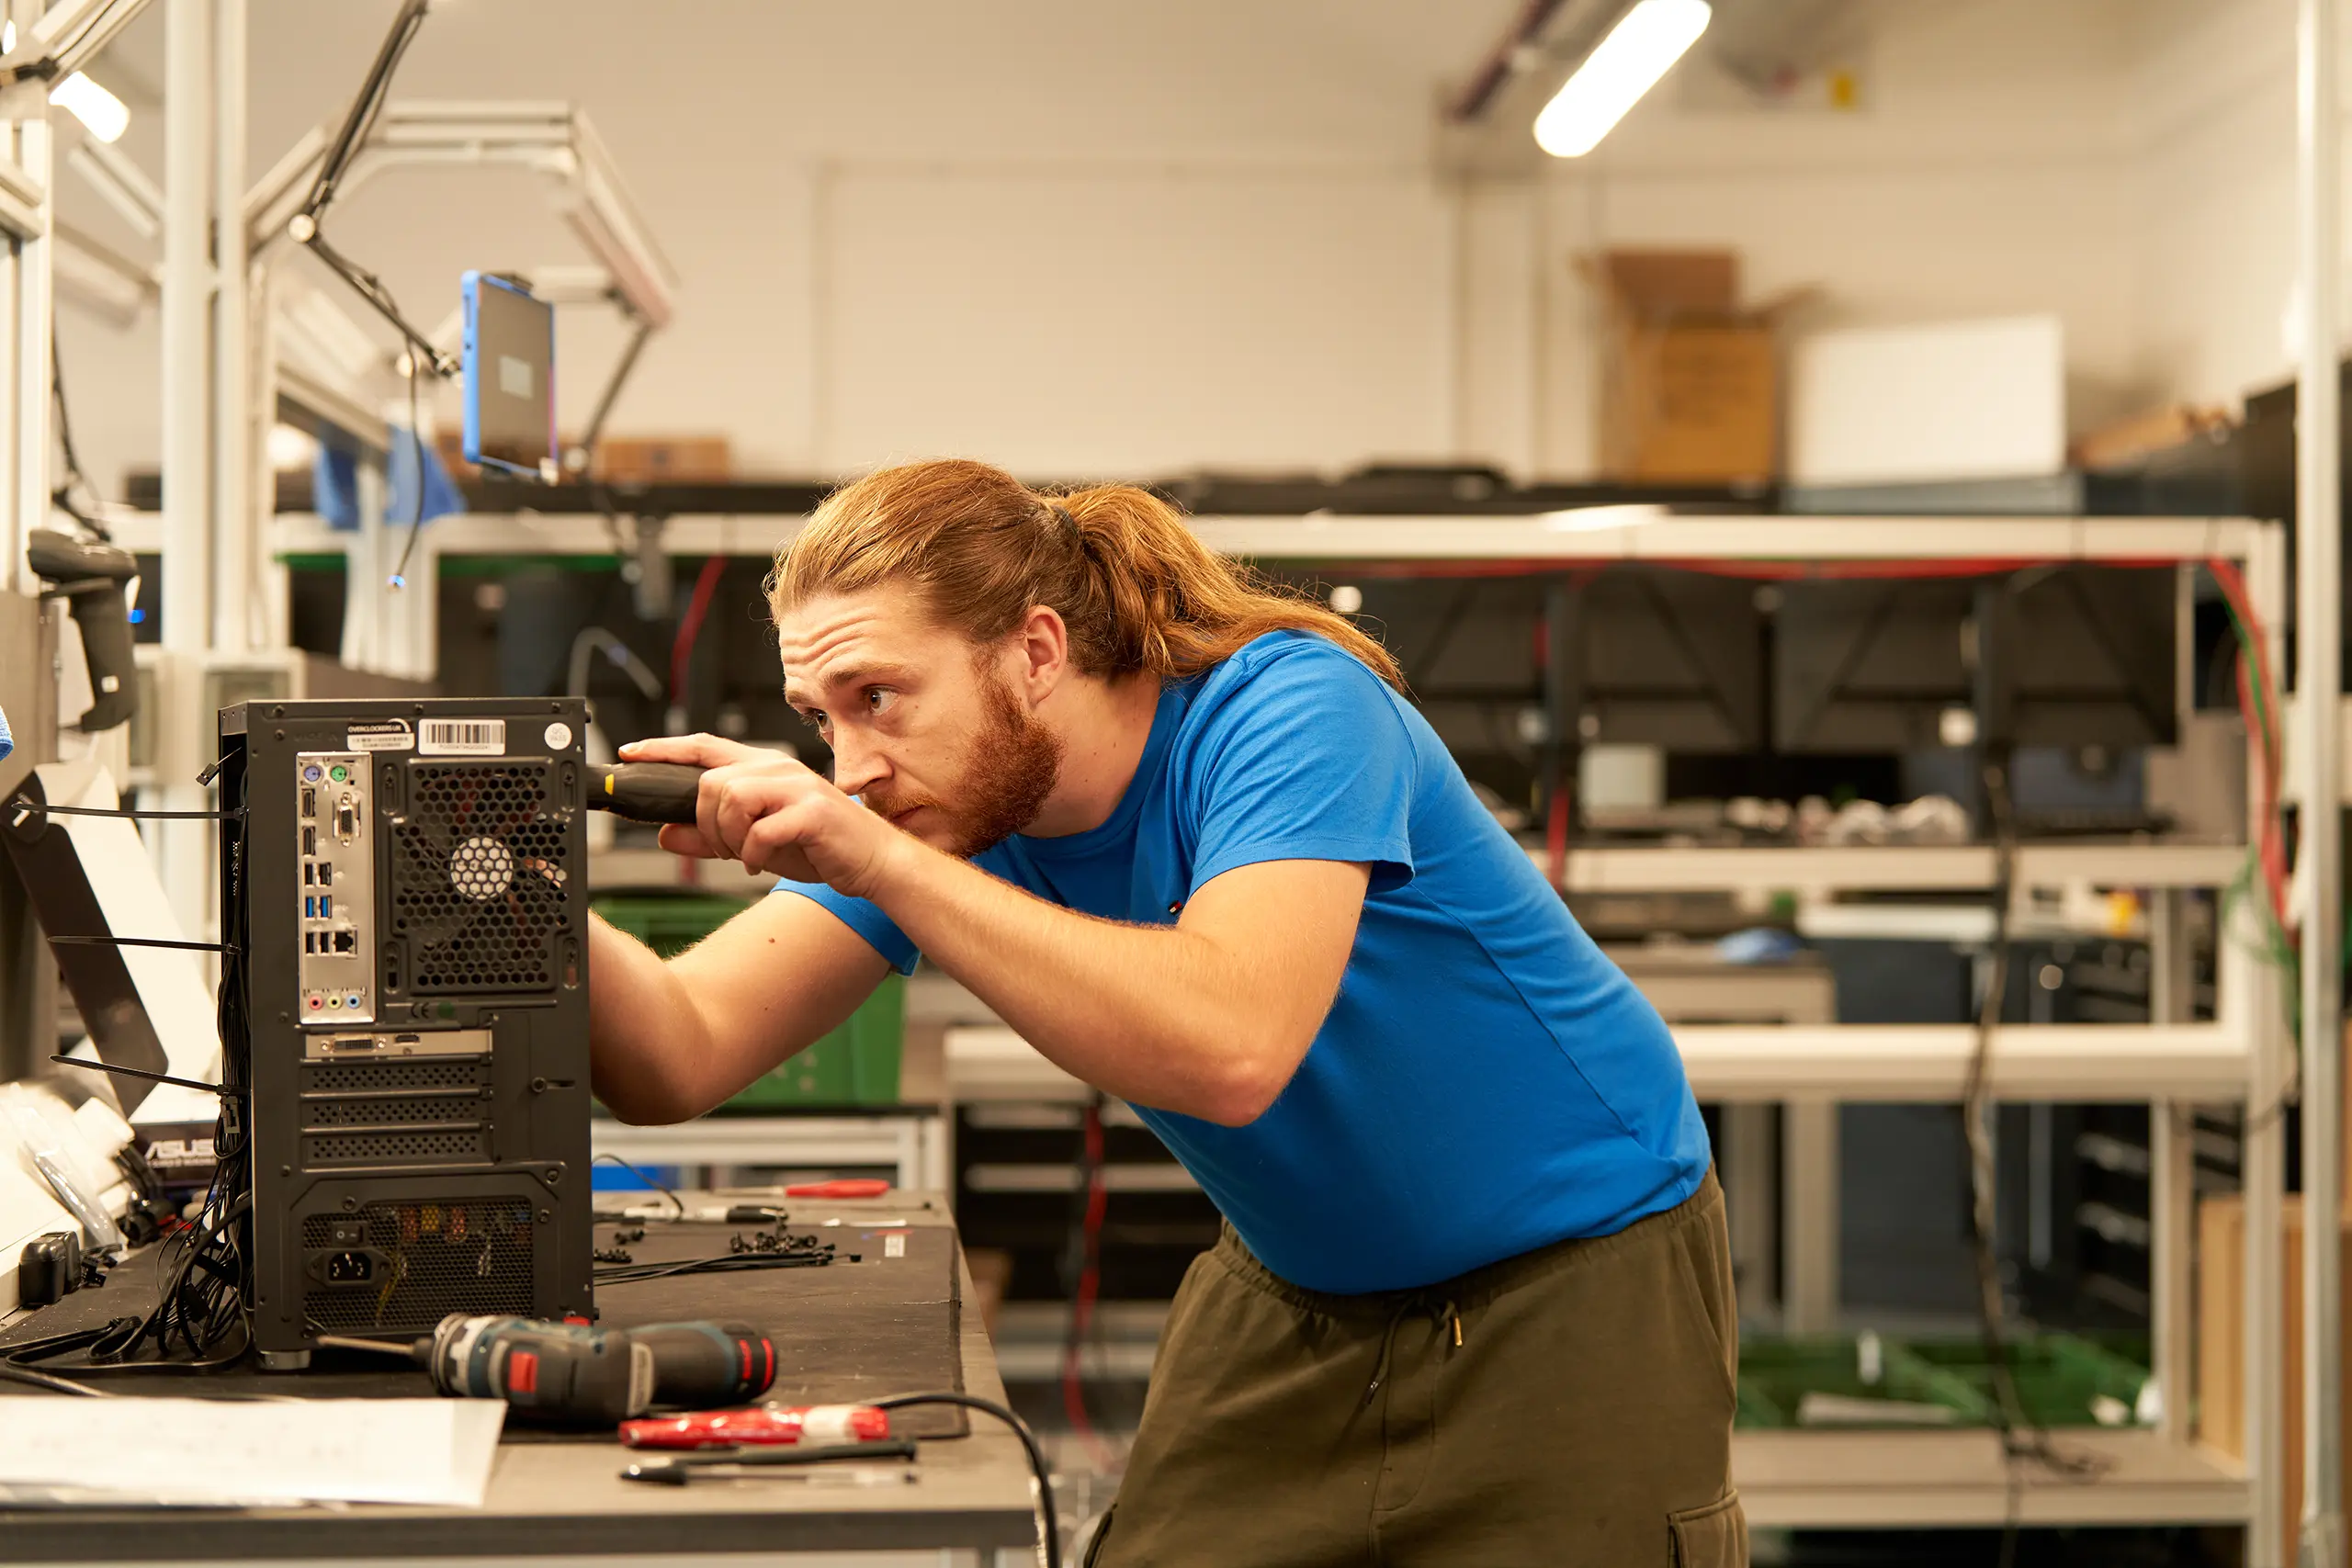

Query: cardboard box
[
  {"left": 2197, "top": 1193, "right": 2352, "bottom": 1532},
  {"left": 592, "top": 435, "right": 733, "bottom": 486},
  {"left": 2197, "top": 1034, "right": 2352, "bottom": 1528},
  {"left": 1583, "top": 249, "right": 1784, "bottom": 486},
  {"left": 2068, "top": 403, "right": 2233, "bottom": 472}
]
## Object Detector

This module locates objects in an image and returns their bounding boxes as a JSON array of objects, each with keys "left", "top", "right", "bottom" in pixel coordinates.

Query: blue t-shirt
[{"left": 777, "top": 630, "right": 1710, "bottom": 1294}]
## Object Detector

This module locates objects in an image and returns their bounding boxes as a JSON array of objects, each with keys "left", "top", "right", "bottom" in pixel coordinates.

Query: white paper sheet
[{"left": 0, "top": 1397, "right": 506, "bottom": 1507}]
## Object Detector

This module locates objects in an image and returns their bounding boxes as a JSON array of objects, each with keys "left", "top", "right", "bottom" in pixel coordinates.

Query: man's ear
[{"left": 1012, "top": 604, "right": 1070, "bottom": 701}]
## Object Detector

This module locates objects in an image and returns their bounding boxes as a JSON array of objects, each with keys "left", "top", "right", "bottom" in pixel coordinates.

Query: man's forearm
[
  {"left": 864, "top": 843, "right": 1325, "bottom": 1124},
  {"left": 586, "top": 915, "right": 717, "bottom": 1123}
]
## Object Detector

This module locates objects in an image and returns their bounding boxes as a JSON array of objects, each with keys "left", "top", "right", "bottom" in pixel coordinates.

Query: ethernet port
[{"left": 332, "top": 930, "right": 356, "bottom": 955}]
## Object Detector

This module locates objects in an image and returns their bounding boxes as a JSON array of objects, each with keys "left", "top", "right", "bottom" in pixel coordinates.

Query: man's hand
[{"left": 618, "top": 734, "right": 910, "bottom": 897}]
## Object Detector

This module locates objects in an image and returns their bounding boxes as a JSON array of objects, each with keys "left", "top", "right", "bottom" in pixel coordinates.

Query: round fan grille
[{"left": 450, "top": 836, "right": 514, "bottom": 902}]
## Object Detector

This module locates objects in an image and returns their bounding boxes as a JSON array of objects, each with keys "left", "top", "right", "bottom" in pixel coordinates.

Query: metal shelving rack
[{"left": 178, "top": 506, "right": 2290, "bottom": 1545}]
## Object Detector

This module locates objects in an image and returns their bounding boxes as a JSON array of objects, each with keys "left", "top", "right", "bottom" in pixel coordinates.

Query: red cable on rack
[
  {"left": 2208, "top": 558, "right": 2289, "bottom": 928},
  {"left": 1062, "top": 1100, "right": 1113, "bottom": 1469},
  {"left": 670, "top": 556, "right": 729, "bottom": 710}
]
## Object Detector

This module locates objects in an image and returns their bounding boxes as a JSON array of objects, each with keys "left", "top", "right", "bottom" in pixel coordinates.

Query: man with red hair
[{"left": 592, "top": 459, "right": 1742, "bottom": 1567}]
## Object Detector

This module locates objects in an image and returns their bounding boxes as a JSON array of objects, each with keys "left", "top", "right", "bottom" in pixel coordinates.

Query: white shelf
[
  {"left": 945, "top": 1021, "right": 2249, "bottom": 1106},
  {"left": 1543, "top": 840, "right": 2246, "bottom": 894},
  {"left": 1734, "top": 1428, "right": 2247, "bottom": 1529},
  {"left": 102, "top": 509, "right": 2262, "bottom": 566},
  {"left": 1679, "top": 1022, "right": 2245, "bottom": 1102}
]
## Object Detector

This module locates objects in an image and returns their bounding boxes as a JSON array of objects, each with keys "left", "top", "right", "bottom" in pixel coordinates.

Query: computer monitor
[
  {"left": 1771, "top": 578, "right": 1975, "bottom": 754},
  {"left": 461, "top": 272, "right": 555, "bottom": 481},
  {"left": 1983, "top": 565, "right": 2178, "bottom": 750},
  {"left": 1773, "top": 566, "right": 2177, "bottom": 754},
  {"left": 1556, "top": 566, "right": 1767, "bottom": 752}
]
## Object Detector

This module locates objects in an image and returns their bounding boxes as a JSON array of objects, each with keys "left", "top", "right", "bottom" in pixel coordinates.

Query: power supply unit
[{"left": 219, "top": 697, "right": 594, "bottom": 1367}]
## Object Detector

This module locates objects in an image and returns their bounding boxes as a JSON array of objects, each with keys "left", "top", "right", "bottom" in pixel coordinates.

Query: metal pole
[
  {"left": 6, "top": 0, "right": 48, "bottom": 599},
  {"left": 211, "top": 0, "right": 250, "bottom": 653},
  {"left": 159, "top": 0, "right": 214, "bottom": 933},
  {"left": 2300, "top": 0, "right": 2346, "bottom": 1561}
]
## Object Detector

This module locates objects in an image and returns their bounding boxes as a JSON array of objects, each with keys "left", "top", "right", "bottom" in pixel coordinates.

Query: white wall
[
  {"left": 2126, "top": 0, "right": 2301, "bottom": 415},
  {"left": 48, "top": 0, "right": 2286, "bottom": 494}
]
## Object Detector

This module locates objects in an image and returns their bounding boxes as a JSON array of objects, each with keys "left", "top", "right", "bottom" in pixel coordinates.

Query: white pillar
[
  {"left": 6, "top": 0, "right": 50, "bottom": 603},
  {"left": 2299, "top": 0, "right": 2346, "bottom": 1562},
  {"left": 211, "top": 0, "right": 251, "bottom": 653},
  {"left": 158, "top": 0, "right": 216, "bottom": 932}
]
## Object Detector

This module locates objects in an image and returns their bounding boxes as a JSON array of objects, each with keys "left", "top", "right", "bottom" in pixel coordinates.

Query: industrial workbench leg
[
  {"left": 2150, "top": 889, "right": 2197, "bottom": 1442},
  {"left": 1784, "top": 1099, "right": 1840, "bottom": 1333},
  {"left": 1722, "top": 1102, "right": 1778, "bottom": 1318}
]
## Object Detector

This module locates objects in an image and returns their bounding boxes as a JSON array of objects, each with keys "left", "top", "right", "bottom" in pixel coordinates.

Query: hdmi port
[{"left": 301, "top": 826, "right": 316, "bottom": 856}]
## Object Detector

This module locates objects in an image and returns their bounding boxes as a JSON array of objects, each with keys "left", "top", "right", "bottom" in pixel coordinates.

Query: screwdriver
[{"left": 587, "top": 761, "right": 707, "bottom": 826}]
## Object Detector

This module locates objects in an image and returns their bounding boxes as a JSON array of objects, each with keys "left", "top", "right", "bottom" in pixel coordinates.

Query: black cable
[
  {"left": 0, "top": 1362, "right": 113, "bottom": 1397},
  {"left": 7, "top": 798, "right": 243, "bottom": 820},
  {"left": 594, "top": 1248, "right": 835, "bottom": 1286},
  {"left": 874, "top": 1393, "right": 1058, "bottom": 1568},
  {"left": 1962, "top": 751, "right": 2106, "bottom": 1568},
  {"left": 591, "top": 1152, "right": 685, "bottom": 1220},
  {"left": 390, "top": 344, "right": 428, "bottom": 590},
  {"left": 45, "top": 936, "right": 239, "bottom": 953},
  {"left": 50, "top": 1055, "right": 244, "bottom": 1100},
  {"left": 50, "top": 333, "right": 111, "bottom": 542}
]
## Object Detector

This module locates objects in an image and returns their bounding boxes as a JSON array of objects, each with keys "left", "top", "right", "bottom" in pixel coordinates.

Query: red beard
[{"left": 859, "top": 672, "right": 1062, "bottom": 859}]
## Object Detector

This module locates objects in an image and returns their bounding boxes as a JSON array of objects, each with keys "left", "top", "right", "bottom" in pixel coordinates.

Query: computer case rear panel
[{"left": 221, "top": 698, "right": 594, "bottom": 1361}]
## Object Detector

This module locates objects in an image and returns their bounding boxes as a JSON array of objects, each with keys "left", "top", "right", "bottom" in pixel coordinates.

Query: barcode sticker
[{"left": 419, "top": 719, "right": 506, "bottom": 756}]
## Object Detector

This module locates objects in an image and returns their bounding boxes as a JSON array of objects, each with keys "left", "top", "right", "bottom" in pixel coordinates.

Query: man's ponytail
[{"left": 774, "top": 459, "right": 1405, "bottom": 691}]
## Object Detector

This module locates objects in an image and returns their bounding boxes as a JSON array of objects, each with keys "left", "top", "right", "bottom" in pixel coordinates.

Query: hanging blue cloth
[
  {"left": 0, "top": 700, "right": 13, "bottom": 764},
  {"left": 313, "top": 428, "right": 467, "bottom": 533}
]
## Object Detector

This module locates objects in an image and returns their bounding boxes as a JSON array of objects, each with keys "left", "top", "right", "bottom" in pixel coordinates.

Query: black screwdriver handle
[{"left": 589, "top": 762, "right": 707, "bottom": 825}]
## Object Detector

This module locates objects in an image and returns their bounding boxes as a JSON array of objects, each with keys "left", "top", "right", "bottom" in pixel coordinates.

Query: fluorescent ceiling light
[
  {"left": 1533, "top": 0, "right": 1711, "bottom": 158},
  {"left": 50, "top": 73, "right": 130, "bottom": 143},
  {"left": 1541, "top": 503, "right": 1666, "bottom": 533},
  {"left": 3, "top": 21, "right": 132, "bottom": 143}
]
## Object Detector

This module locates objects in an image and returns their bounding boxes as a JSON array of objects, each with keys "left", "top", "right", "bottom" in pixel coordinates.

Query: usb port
[
  {"left": 317, "top": 897, "right": 332, "bottom": 921},
  {"left": 302, "top": 863, "right": 314, "bottom": 886},
  {"left": 318, "top": 860, "right": 333, "bottom": 884},
  {"left": 302, "top": 896, "right": 316, "bottom": 919},
  {"left": 303, "top": 932, "right": 316, "bottom": 954},
  {"left": 333, "top": 930, "right": 356, "bottom": 955},
  {"left": 300, "top": 787, "right": 316, "bottom": 818},
  {"left": 301, "top": 826, "right": 316, "bottom": 857}
]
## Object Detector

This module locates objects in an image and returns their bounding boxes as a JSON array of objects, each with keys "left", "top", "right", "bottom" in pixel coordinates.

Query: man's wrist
[{"left": 853, "top": 823, "right": 931, "bottom": 907}]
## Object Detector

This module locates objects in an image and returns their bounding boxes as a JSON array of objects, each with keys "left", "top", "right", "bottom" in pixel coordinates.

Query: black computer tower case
[{"left": 220, "top": 697, "right": 594, "bottom": 1362}]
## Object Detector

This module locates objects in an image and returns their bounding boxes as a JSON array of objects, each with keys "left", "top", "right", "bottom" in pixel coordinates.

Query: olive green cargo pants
[{"left": 1087, "top": 1169, "right": 1746, "bottom": 1568}]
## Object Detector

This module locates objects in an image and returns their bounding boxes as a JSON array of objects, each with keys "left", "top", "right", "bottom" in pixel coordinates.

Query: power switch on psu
[{"left": 18, "top": 1231, "right": 82, "bottom": 1309}]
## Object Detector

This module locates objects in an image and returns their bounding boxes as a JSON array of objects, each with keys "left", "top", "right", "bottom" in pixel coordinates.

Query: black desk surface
[{"left": 0, "top": 1192, "right": 1040, "bottom": 1562}]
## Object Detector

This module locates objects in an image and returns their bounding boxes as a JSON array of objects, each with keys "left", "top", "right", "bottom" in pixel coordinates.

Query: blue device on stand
[{"left": 460, "top": 271, "right": 556, "bottom": 481}]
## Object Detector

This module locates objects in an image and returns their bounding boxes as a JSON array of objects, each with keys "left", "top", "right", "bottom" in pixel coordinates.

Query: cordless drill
[{"left": 327, "top": 1314, "right": 775, "bottom": 1426}]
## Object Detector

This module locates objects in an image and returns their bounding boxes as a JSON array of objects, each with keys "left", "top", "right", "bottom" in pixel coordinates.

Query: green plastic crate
[
  {"left": 593, "top": 890, "right": 905, "bottom": 1108},
  {"left": 1890, "top": 1334, "right": 2152, "bottom": 1429},
  {"left": 1736, "top": 1336, "right": 1977, "bottom": 1430},
  {"left": 724, "top": 976, "right": 903, "bottom": 1109},
  {"left": 594, "top": 892, "right": 756, "bottom": 959}
]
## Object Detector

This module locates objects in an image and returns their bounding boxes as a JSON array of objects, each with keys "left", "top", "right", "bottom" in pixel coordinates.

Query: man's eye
[
  {"left": 866, "top": 689, "right": 899, "bottom": 716},
  {"left": 799, "top": 710, "right": 831, "bottom": 736}
]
